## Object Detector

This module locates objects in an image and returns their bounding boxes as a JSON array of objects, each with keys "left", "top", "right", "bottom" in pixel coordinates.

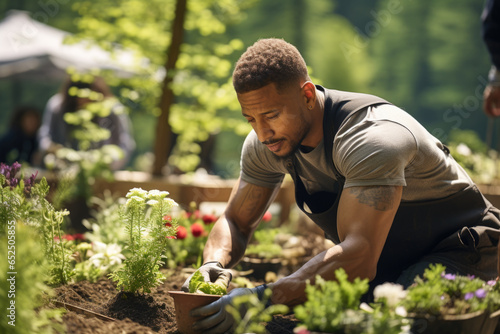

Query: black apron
[{"left": 284, "top": 86, "right": 500, "bottom": 289}]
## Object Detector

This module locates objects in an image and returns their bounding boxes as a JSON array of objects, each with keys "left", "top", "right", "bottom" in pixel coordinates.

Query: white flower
[
  {"left": 373, "top": 283, "right": 407, "bottom": 308},
  {"left": 163, "top": 198, "right": 178, "bottom": 208},
  {"left": 126, "top": 187, "right": 147, "bottom": 199},
  {"left": 147, "top": 189, "right": 170, "bottom": 200},
  {"left": 395, "top": 306, "right": 408, "bottom": 317},
  {"left": 126, "top": 195, "right": 145, "bottom": 207},
  {"left": 89, "top": 241, "right": 125, "bottom": 271},
  {"left": 146, "top": 199, "right": 159, "bottom": 205}
]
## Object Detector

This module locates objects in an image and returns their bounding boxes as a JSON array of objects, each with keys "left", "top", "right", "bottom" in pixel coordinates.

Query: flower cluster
[
  {"left": 403, "top": 263, "right": 500, "bottom": 316},
  {"left": 0, "top": 161, "right": 38, "bottom": 195},
  {"left": 162, "top": 202, "right": 218, "bottom": 268}
]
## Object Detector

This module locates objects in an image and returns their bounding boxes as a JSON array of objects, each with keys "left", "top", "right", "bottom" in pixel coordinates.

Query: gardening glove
[
  {"left": 191, "top": 285, "right": 269, "bottom": 334},
  {"left": 181, "top": 261, "right": 232, "bottom": 293}
]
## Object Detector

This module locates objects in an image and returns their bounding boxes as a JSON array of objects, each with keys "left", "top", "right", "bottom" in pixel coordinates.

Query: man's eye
[{"left": 267, "top": 113, "right": 279, "bottom": 120}]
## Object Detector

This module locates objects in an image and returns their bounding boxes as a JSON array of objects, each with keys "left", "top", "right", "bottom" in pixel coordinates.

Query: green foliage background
[{"left": 0, "top": 0, "right": 492, "bottom": 178}]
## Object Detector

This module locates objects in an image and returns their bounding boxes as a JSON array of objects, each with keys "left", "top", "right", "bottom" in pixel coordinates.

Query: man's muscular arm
[
  {"left": 269, "top": 185, "right": 402, "bottom": 307},
  {"left": 203, "top": 177, "right": 281, "bottom": 269}
]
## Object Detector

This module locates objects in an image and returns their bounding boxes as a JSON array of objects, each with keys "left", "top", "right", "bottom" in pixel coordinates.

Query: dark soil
[
  {"left": 50, "top": 232, "right": 328, "bottom": 333},
  {"left": 52, "top": 268, "right": 299, "bottom": 334}
]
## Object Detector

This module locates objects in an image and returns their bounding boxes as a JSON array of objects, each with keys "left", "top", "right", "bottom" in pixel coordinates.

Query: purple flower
[
  {"left": 487, "top": 280, "right": 497, "bottom": 286},
  {"left": 23, "top": 171, "right": 38, "bottom": 195},
  {"left": 11, "top": 161, "right": 21, "bottom": 173},
  {"left": 1, "top": 162, "right": 22, "bottom": 189},
  {"left": 475, "top": 288, "right": 487, "bottom": 299},
  {"left": 442, "top": 273, "right": 456, "bottom": 280},
  {"left": 465, "top": 292, "right": 474, "bottom": 300}
]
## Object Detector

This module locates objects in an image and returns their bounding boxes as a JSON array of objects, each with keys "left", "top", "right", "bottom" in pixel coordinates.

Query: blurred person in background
[
  {"left": 38, "top": 75, "right": 135, "bottom": 170},
  {"left": 483, "top": 0, "right": 500, "bottom": 117},
  {"left": 0, "top": 106, "right": 41, "bottom": 165}
]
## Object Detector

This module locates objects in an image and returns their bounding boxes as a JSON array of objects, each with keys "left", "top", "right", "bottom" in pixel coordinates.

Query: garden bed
[{"left": 52, "top": 267, "right": 299, "bottom": 334}]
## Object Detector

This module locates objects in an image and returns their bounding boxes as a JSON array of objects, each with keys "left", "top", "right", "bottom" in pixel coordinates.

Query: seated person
[{"left": 0, "top": 106, "right": 41, "bottom": 165}]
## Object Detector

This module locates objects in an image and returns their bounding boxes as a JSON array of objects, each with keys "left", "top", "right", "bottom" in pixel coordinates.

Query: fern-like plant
[{"left": 110, "top": 188, "right": 178, "bottom": 293}]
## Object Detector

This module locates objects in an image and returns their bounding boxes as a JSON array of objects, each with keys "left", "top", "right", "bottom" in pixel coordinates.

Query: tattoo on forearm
[{"left": 348, "top": 186, "right": 395, "bottom": 211}]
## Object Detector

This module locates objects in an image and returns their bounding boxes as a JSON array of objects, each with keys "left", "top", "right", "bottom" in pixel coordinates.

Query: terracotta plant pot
[
  {"left": 168, "top": 291, "right": 221, "bottom": 334},
  {"left": 409, "top": 310, "right": 488, "bottom": 334}
]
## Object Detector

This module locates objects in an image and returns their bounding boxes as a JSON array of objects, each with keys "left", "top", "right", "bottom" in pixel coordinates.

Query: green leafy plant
[
  {"left": 110, "top": 187, "right": 178, "bottom": 293},
  {"left": 226, "top": 288, "right": 288, "bottom": 334},
  {"left": 188, "top": 270, "right": 227, "bottom": 295},
  {"left": 294, "top": 269, "right": 371, "bottom": 333},
  {"left": 245, "top": 227, "right": 283, "bottom": 259},
  {"left": 0, "top": 222, "right": 66, "bottom": 334},
  {"left": 402, "top": 263, "right": 500, "bottom": 316},
  {"left": 1, "top": 162, "right": 75, "bottom": 286}
]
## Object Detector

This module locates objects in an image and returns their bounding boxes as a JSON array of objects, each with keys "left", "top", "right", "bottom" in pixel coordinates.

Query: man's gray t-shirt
[{"left": 240, "top": 104, "right": 473, "bottom": 202}]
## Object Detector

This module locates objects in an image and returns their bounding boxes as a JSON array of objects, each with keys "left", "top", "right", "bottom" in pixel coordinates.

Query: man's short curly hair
[{"left": 232, "top": 38, "right": 310, "bottom": 94}]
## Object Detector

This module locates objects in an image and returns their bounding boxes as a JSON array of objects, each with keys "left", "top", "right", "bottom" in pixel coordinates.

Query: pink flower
[
  {"left": 176, "top": 226, "right": 187, "bottom": 240},
  {"left": 166, "top": 236, "right": 176, "bottom": 239},
  {"left": 62, "top": 234, "right": 75, "bottom": 241},
  {"left": 262, "top": 211, "right": 272, "bottom": 222},
  {"left": 202, "top": 213, "right": 217, "bottom": 225},
  {"left": 191, "top": 222, "right": 205, "bottom": 237}
]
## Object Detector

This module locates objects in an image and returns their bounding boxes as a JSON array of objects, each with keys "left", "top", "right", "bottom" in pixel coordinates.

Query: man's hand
[
  {"left": 181, "top": 261, "right": 232, "bottom": 293},
  {"left": 483, "top": 84, "right": 500, "bottom": 117},
  {"left": 190, "top": 285, "right": 268, "bottom": 334}
]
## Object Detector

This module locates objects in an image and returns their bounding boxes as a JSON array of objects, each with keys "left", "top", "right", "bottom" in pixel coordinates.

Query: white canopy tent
[{"left": 0, "top": 10, "right": 139, "bottom": 81}]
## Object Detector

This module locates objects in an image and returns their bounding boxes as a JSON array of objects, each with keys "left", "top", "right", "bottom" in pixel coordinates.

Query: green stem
[
  {"left": 129, "top": 209, "right": 134, "bottom": 251},
  {"left": 55, "top": 214, "right": 66, "bottom": 285}
]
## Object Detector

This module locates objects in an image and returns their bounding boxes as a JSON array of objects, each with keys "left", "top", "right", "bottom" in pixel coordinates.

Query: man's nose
[{"left": 255, "top": 121, "right": 274, "bottom": 142}]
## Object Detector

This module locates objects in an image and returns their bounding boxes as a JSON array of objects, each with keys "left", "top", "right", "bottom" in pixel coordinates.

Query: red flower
[
  {"left": 163, "top": 215, "right": 172, "bottom": 222},
  {"left": 202, "top": 213, "right": 217, "bottom": 225},
  {"left": 165, "top": 222, "right": 172, "bottom": 227},
  {"left": 262, "top": 211, "right": 272, "bottom": 222},
  {"left": 166, "top": 236, "right": 176, "bottom": 239},
  {"left": 62, "top": 234, "right": 75, "bottom": 241},
  {"left": 176, "top": 226, "right": 187, "bottom": 240},
  {"left": 191, "top": 222, "right": 205, "bottom": 237},
  {"left": 73, "top": 233, "right": 86, "bottom": 241}
]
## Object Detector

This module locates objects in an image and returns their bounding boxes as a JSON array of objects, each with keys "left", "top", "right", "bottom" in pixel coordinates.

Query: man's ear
[{"left": 302, "top": 81, "right": 316, "bottom": 105}]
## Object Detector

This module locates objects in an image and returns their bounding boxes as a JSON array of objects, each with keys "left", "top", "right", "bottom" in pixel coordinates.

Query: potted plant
[
  {"left": 169, "top": 270, "right": 227, "bottom": 334},
  {"left": 402, "top": 263, "right": 500, "bottom": 334}
]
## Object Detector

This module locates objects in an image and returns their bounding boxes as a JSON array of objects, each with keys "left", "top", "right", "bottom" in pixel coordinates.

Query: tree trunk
[{"left": 152, "top": 0, "right": 187, "bottom": 176}]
